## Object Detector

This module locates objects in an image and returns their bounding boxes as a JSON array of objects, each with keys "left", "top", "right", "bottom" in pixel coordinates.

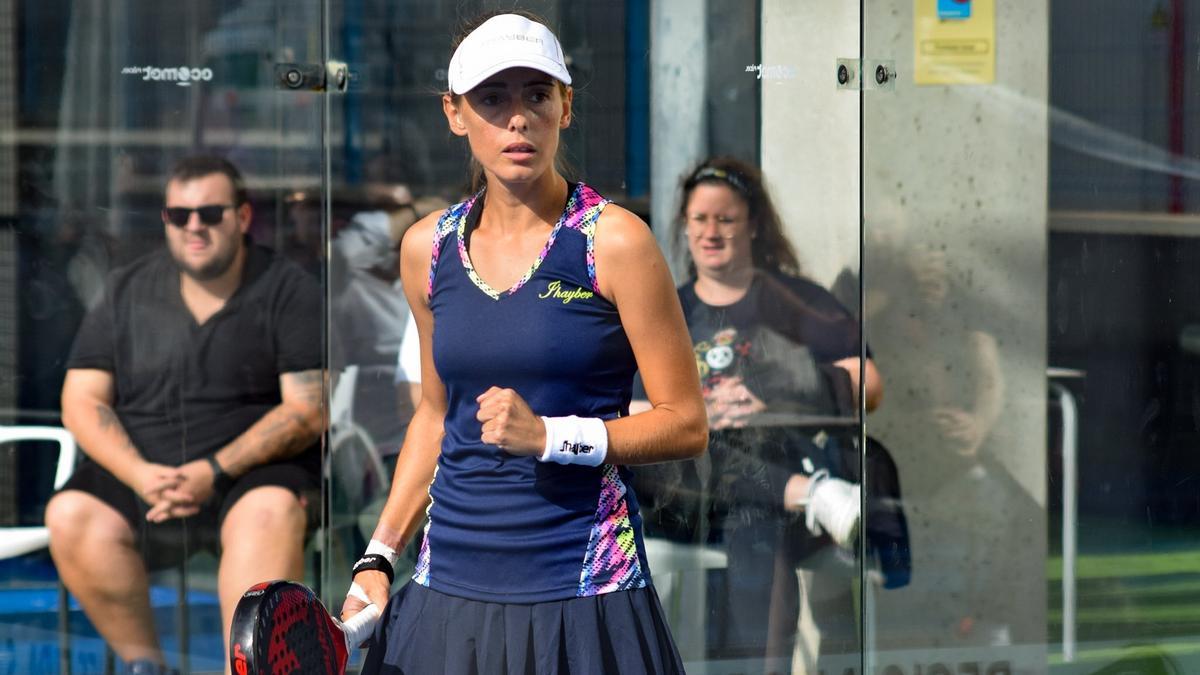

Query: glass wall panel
[
  {"left": 24, "top": 1, "right": 1178, "bottom": 673},
  {"left": 1045, "top": 2, "right": 1200, "bottom": 673},
  {"left": 860, "top": 0, "right": 1200, "bottom": 674},
  {"left": 860, "top": 0, "right": 1053, "bottom": 670},
  {"left": 755, "top": 4, "right": 876, "bottom": 674},
  {"left": 1, "top": 1, "right": 328, "bottom": 673}
]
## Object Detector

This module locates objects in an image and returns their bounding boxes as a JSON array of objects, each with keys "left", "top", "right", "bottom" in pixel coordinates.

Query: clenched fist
[{"left": 475, "top": 386, "right": 545, "bottom": 456}]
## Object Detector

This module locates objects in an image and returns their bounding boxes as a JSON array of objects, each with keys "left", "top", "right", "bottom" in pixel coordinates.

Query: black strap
[
  {"left": 205, "top": 455, "right": 234, "bottom": 494},
  {"left": 352, "top": 553, "right": 395, "bottom": 587}
]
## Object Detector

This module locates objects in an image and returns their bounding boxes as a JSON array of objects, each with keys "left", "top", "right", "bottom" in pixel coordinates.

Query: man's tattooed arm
[
  {"left": 211, "top": 369, "right": 326, "bottom": 477},
  {"left": 61, "top": 368, "right": 173, "bottom": 494}
]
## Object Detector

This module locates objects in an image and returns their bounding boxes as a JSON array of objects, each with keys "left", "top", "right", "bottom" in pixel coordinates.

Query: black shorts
[{"left": 59, "top": 453, "right": 321, "bottom": 571}]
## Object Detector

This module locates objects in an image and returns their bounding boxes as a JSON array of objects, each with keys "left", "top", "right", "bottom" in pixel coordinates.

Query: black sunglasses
[{"left": 162, "top": 204, "right": 235, "bottom": 227}]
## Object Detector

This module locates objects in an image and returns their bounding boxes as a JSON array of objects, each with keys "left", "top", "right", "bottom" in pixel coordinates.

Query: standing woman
[{"left": 342, "top": 11, "right": 707, "bottom": 674}]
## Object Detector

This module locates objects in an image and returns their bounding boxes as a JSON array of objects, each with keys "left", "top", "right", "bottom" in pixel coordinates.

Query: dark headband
[{"left": 688, "top": 166, "right": 751, "bottom": 197}]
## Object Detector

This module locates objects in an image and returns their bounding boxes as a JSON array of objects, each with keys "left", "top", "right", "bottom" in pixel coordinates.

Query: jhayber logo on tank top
[{"left": 538, "top": 280, "right": 594, "bottom": 304}]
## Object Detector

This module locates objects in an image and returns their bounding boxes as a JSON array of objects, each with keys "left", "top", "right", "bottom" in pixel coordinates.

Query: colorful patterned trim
[
  {"left": 412, "top": 519, "right": 432, "bottom": 587},
  {"left": 449, "top": 183, "right": 609, "bottom": 300},
  {"left": 427, "top": 195, "right": 479, "bottom": 299},
  {"left": 411, "top": 465, "right": 439, "bottom": 587},
  {"left": 576, "top": 464, "right": 647, "bottom": 596},
  {"left": 456, "top": 212, "right": 509, "bottom": 300},
  {"left": 562, "top": 184, "right": 609, "bottom": 294}
]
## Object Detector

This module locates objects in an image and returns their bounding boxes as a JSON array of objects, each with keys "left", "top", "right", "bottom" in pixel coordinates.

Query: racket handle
[{"left": 339, "top": 603, "right": 381, "bottom": 650}]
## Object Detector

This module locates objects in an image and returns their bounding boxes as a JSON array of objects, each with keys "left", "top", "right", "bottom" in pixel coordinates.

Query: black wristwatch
[{"left": 206, "top": 455, "right": 234, "bottom": 493}]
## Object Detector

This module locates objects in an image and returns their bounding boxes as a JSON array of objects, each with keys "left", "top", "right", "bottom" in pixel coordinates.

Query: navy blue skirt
[{"left": 360, "top": 582, "right": 685, "bottom": 674}]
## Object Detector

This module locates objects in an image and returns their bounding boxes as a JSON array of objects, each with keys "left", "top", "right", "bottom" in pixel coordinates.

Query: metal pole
[
  {"left": 58, "top": 581, "right": 71, "bottom": 675},
  {"left": 178, "top": 557, "right": 190, "bottom": 675},
  {"left": 1050, "top": 380, "right": 1078, "bottom": 662}
]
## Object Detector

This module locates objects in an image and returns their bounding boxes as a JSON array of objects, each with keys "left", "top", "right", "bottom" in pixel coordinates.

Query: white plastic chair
[
  {"left": 328, "top": 365, "right": 389, "bottom": 507},
  {"left": 320, "top": 366, "right": 390, "bottom": 596},
  {"left": 0, "top": 425, "right": 77, "bottom": 673},
  {"left": 0, "top": 426, "right": 77, "bottom": 559},
  {"left": 644, "top": 538, "right": 728, "bottom": 662}
]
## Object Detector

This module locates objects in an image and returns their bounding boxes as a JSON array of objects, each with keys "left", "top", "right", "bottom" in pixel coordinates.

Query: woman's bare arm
[
  {"left": 833, "top": 355, "right": 884, "bottom": 412},
  {"left": 594, "top": 205, "right": 707, "bottom": 463}
]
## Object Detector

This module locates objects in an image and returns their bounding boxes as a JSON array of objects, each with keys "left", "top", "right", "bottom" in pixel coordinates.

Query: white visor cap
[{"left": 447, "top": 14, "right": 572, "bottom": 95}]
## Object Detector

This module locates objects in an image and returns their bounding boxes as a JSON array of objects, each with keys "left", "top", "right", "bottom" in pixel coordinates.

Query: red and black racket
[{"left": 230, "top": 580, "right": 381, "bottom": 675}]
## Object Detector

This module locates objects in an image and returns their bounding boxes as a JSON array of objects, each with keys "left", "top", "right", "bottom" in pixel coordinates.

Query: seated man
[{"left": 45, "top": 155, "right": 324, "bottom": 675}]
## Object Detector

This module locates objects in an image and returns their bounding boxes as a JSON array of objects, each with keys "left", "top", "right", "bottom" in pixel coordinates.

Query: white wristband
[
  {"left": 365, "top": 539, "right": 399, "bottom": 567},
  {"left": 539, "top": 416, "right": 608, "bottom": 467}
]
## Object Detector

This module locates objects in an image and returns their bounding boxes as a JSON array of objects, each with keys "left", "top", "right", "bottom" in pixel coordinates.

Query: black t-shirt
[
  {"left": 67, "top": 243, "right": 323, "bottom": 464},
  {"left": 634, "top": 271, "right": 864, "bottom": 410},
  {"left": 676, "top": 270, "right": 864, "bottom": 418}
]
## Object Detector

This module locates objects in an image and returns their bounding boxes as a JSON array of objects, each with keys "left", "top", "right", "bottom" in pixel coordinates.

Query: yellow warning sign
[{"left": 914, "top": 0, "right": 995, "bottom": 85}]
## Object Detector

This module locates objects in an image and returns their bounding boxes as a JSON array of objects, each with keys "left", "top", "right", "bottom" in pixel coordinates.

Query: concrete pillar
[
  {"left": 649, "top": 0, "right": 706, "bottom": 275},
  {"left": 761, "top": 1, "right": 861, "bottom": 286}
]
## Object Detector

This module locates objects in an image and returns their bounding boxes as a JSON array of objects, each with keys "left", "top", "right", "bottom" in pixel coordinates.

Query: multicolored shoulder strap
[
  {"left": 561, "top": 183, "right": 609, "bottom": 293},
  {"left": 426, "top": 192, "right": 481, "bottom": 298}
]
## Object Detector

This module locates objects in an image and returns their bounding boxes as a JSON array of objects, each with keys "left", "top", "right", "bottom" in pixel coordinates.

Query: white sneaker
[{"left": 805, "top": 477, "right": 861, "bottom": 549}]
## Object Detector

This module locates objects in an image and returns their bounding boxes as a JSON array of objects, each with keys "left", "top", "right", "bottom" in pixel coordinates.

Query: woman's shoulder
[
  {"left": 591, "top": 203, "right": 664, "bottom": 279},
  {"left": 591, "top": 200, "right": 655, "bottom": 251},
  {"left": 400, "top": 210, "right": 449, "bottom": 264},
  {"left": 586, "top": 195, "right": 672, "bottom": 300}
]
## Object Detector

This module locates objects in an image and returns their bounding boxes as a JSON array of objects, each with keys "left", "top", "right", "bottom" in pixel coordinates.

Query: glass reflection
[
  {"left": 325, "top": 187, "right": 446, "bottom": 589},
  {"left": 861, "top": 231, "right": 1041, "bottom": 650},
  {"left": 4, "top": 2, "right": 329, "bottom": 671}
]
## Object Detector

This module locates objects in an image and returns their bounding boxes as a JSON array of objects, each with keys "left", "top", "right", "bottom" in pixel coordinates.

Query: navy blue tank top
[{"left": 413, "top": 183, "right": 652, "bottom": 603}]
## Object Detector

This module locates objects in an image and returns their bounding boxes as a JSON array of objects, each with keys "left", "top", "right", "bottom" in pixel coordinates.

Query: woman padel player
[{"left": 341, "top": 10, "right": 707, "bottom": 674}]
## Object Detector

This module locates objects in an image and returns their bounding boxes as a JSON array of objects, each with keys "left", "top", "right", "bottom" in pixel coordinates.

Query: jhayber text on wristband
[{"left": 539, "top": 415, "right": 608, "bottom": 467}]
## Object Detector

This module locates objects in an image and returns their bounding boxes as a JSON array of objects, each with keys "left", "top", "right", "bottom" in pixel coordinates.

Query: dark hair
[
  {"left": 673, "top": 156, "right": 801, "bottom": 277},
  {"left": 167, "top": 155, "right": 248, "bottom": 205},
  {"left": 447, "top": 9, "right": 574, "bottom": 193}
]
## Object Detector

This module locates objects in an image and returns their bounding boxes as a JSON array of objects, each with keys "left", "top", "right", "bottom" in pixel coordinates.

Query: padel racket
[{"left": 230, "top": 580, "right": 380, "bottom": 675}]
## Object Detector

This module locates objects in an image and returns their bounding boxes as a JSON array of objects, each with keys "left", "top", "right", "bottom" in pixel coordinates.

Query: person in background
[
  {"left": 331, "top": 191, "right": 447, "bottom": 457},
  {"left": 45, "top": 155, "right": 324, "bottom": 675},
  {"left": 633, "top": 156, "right": 883, "bottom": 667}
]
